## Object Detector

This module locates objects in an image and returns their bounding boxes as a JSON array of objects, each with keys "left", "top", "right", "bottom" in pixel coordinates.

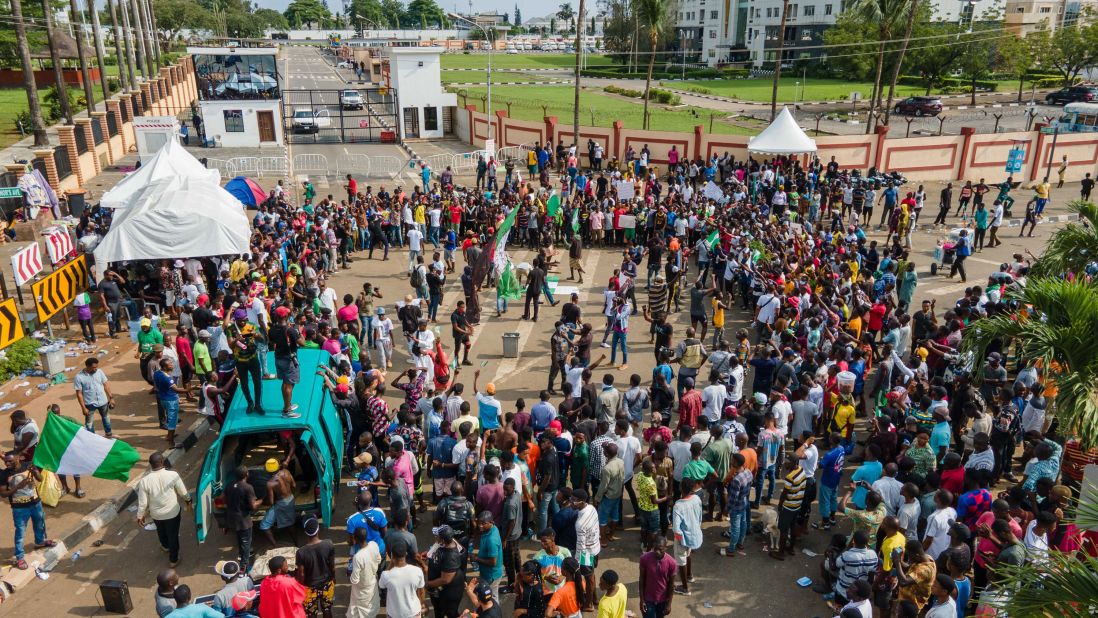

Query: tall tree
[
  {"left": 632, "top": 0, "right": 669, "bottom": 129},
  {"left": 881, "top": 0, "right": 918, "bottom": 126},
  {"left": 402, "top": 0, "right": 446, "bottom": 29},
  {"left": 108, "top": 0, "right": 134, "bottom": 92},
  {"left": 69, "top": 0, "right": 97, "bottom": 112},
  {"left": 514, "top": 4, "right": 521, "bottom": 25},
  {"left": 88, "top": 0, "right": 112, "bottom": 105},
  {"left": 998, "top": 31, "right": 1045, "bottom": 103},
  {"left": 849, "top": 0, "right": 911, "bottom": 133},
  {"left": 1043, "top": 21, "right": 1098, "bottom": 85},
  {"left": 556, "top": 2, "right": 574, "bottom": 22},
  {"left": 284, "top": 0, "right": 330, "bottom": 28},
  {"left": 769, "top": 0, "right": 790, "bottom": 121},
  {"left": 41, "top": 0, "right": 73, "bottom": 124},
  {"left": 130, "top": 0, "right": 150, "bottom": 78},
  {"left": 573, "top": 0, "right": 585, "bottom": 150},
  {"left": 11, "top": 0, "right": 48, "bottom": 145}
]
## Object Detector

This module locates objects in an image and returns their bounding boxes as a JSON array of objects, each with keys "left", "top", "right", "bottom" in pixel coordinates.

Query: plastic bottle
[{"left": 70, "top": 549, "right": 81, "bottom": 562}]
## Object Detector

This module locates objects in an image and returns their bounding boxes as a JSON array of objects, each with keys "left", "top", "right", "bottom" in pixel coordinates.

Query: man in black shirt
[
  {"left": 296, "top": 517, "right": 336, "bottom": 618},
  {"left": 451, "top": 301, "right": 474, "bottom": 365},
  {"left": 522, "top": 263, "right": 546, "bottom": 322},
  {"left": 98, "top": 270, "right": 126, "bottom": 337},
  {"left": 223, "top": 466, "right": 261, "bottom": 571},
  {"left": 1082, "top": 172, "right": 1095, "bottom": 201},
  {"left": 536, "top": 437, "right": 560, "bottom": 533},
  {"left": 268, "top": 306, "right": 304, "bottom": 419}
]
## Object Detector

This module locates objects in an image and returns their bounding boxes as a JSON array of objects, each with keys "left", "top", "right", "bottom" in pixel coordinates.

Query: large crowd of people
[{"left": 5, "top": 140, "right": 1097, "bottom": 618}]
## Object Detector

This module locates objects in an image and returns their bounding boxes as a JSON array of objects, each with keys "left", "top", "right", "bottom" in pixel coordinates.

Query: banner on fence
[
  {"left": 10, "top": 243, "right": 42, "bottom": 286},
  {"left": 43, "top": 227, "right": 75, "bottom": 264}
]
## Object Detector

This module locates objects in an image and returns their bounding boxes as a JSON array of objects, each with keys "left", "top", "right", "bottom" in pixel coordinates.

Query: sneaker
[
  {"left": 822, "top": 592, "right": 836, "bottom": 601},
  {"left": 282, "top": 410, "right": 301, "bottom": 419},
  {"left": 288, "top": 403, "right": 299, "bottom": 412},
  {"left": 600, "top": 342, "right": 611, "bottom": 348}
]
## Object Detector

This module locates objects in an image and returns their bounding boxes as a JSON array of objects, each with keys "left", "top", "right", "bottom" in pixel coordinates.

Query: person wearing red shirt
[
  {"left": 677, "top": 378, "right": 703, "bottom": 429},
  {"left": 259, "top": 555, "right": 306, "bottom": 618}
]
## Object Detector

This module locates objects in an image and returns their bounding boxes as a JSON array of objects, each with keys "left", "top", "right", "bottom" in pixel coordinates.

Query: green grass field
[
  {"left": 441, "top": 52, "right": 604, "bottom": 70},
  {"left": 668, "top": 76, "right": 1020, "bottom": 103},
  {"left": 0, "top": 84, "right": 113, "bottom": 150},
  {"left": 450, "top": 85, "right": 763, "bottom": 136},
  {"left": 441, "top": 69, "right": 569, "bottom": 84}
]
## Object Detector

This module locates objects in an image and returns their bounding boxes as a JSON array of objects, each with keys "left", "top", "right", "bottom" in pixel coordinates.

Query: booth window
[
  {"left": 224, "top": 110, "right": 245, "bottom": 132},
  {"left": 424, "top": 106, "right": 439, "bottom": 132}
]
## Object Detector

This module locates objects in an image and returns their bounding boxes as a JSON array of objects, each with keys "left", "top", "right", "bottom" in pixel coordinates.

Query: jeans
[
  {"left": 727, "top": 508, "right": 749, "bottom": 550},
  {"left": 428, "top": 225, "right": 440, "bottom": 248},
  {"left": 610, "top": 331, "right": 628, "bottom": 365},
  {"left": 818, "top": 483, "right": 839, "bottom": 521},
  {"left": 12, "top": 502, "right": 47, "bottom": 561},
  {"left": 256, "top": 341, "right": 271, "bottom": 376},
  {"left": 537, "top": 492, "right": 558, "bottom": 534},
  {"left": 548, "top": 360, "right": 565, "bottom": 392},
  {"left": 502, "top": 539, "right": 521, "bottom": 585},
  {"left": 642, "top": 601, "right": 669, "bottom": 618},
  {"left": 540, "top": 283, "right": 556, "bottom": 304},
  {"left": 236, "top": 527, "right": 253, "bottom": 572},
  {"left": 155, "top": 512, "right": 182, "bottom": 563},
  {"left": 84, "top": 404, "right": 113, "bottom": 435},
  {"left": 429, "top": 292, "right": 442, "bottom": 321},
  {"left": 237, "top": 358, "right": 263, "bottom": 410},
  {"left": 361, "top": 315, "right": 374, "bottom": 348},
  {"left": 752, "top": 464, "right": 777, "bottom": 507}
]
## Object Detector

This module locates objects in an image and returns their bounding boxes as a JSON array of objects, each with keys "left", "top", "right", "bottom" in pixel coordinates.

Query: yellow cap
[
  {"left": 264, "top": 458, "right": 279, "bottom": 473},
  {"left": 915, "top": 347, "right": 929, "bottom": 361},
  {"left": 140, "top": 318, "right": 152, "bottom": 327}
]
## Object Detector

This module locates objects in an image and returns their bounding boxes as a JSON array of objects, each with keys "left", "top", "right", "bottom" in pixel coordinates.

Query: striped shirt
[
  {"left": 782, "top": 468, "right": 807, "bottom": 511},
  {"left": 833, "top": 546, "right": 879, "bottom": 597}
]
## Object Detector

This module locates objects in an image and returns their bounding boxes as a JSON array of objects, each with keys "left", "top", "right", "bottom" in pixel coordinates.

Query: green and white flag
[
  {"left": 33, "top": 414, "right": 140, "bottom": 482},
  {"left": 497, "top": 262, "right": 524, "bottom": 301},
  {"left": 704, "top": 228, "right": 720, "bottom": 250},
  {"left": 571, "top": 208, "right": 581, "bottom": 234},
  {"left": 546, "top": 193, "right": 561, "bottom": 218}
]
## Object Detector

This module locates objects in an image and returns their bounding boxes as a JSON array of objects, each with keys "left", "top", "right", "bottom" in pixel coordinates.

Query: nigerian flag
[
  {"left": 33, "top": 413, "right": 140, "bottom": 482},
  {"left": 704, "top": 228, "right": 720, "bottom": 250},
  {"left": 571, "top": 208, "right": 581, "bottom": 234},
  {"left": 546, "top": 193, "right": 561, "bottom": 218}
]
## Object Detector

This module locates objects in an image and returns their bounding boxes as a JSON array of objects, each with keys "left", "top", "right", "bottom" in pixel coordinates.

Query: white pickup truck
[{"left": 291, "top": 108, "right": 332, "bottom": 133}]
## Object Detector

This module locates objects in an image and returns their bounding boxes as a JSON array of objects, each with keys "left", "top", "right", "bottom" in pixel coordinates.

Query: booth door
[
  {"left": 403, "top": 107, "right": 420, "bottom": 139},
  {"left": 257, "top": 111, "right": 276, "bottom": 142}
]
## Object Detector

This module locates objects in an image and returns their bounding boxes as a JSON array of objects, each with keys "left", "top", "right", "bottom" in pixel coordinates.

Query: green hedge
[
  {"left": 582, "top": 66, "right": 746, "bottom": 81},
  {"left": 898, "top": 75, "right": 999, "bottom": 92},
  {"left": 0, "top": 338, "right": 42, "bottom": 384},
  {"left": 602, "top": 85, "right": 681, "bottom": 105}
]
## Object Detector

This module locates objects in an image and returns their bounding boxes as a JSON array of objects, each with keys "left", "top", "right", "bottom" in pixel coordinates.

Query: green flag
[
  {"left": 704, "top": 229, "right": 720, "bottom": 250},
  {"left": 33, "top": 414, "right": 140, "bottom": 482},
  {"left": 546, "top": 193, "right": 561, "bottom": 218},
  {"left": 498, "top": 262, "right": 523, "bottom": 300},
  {"left": 571, "top": 209, "right": 580, "bottom": 234}
]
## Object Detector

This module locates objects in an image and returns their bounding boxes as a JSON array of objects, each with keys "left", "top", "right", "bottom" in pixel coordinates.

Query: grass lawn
[
  {"left": 0, "top": 84, "right": 113, "bottom": 150},
  {"left": 668, "top": 76, "right": 1023, "bottom": 103},
  {"left": 441, "top": 69, "right": 568, "bottom": 84},
  {"left": 450, "top": 85, "right": 762, "bottom": 136},
  {"left": 441, "top": 52, "right": 603, "bottom": 70}
]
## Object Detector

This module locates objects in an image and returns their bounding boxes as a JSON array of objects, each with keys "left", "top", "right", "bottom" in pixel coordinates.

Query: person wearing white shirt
[
  {"left": 378, "top": 540, "right": 425, "bottom": 618},
  {"left": 406, "top": 228, "right": 424, "bottom": 274},
  {"left": 870, "top": 464, "right": 904, "bottom": 517},
  {"left": 963, "top": 434, "right": 995, "bottom": 472},
  {"left": 924, "top": 576, "right": 958, "bottom": 618},
  {"left": 347, "top": 536, "right": 382, "bottom": 617},
  {"left": 727, "top": 361, "right": 745, "bottom": 404},
  {"left": 318, "top": 281, "right": 339, "bottom": 313},
  {"left": 922, "top": 491, "right": 957, "bottom": 560},
  {"left": 701, "top": 380, "right": 728, "bottom": 423},
  {"left": 668, "top": 427, "right": 693, "bottom": 485},
  {"left": 770, "top": 396, "right": 793, "bottom": 436},
  {"left": 135, "top": 453, "right": 191, "bottom": 566}
]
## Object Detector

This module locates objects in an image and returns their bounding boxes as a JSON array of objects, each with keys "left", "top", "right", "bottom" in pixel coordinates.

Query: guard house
[
  {"left": 188, "top": 46, "right": 283, "bottom": 147},
  {"left": 382, "top": 48, "right": 457, "bottom": 140}
]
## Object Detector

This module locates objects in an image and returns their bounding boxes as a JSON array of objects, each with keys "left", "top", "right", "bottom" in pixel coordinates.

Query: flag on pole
[
  {"left": 546, "top": 193, "right": 561, "bottom": 218},
  {"left": 33, "top": 414, "right": 141, "bottom": 482},
  {"left": 571, "top": 208, "right": 580, "bottom": 234},
  {"left": 704, "top": 228, "right": 720, "bottom": 251}
]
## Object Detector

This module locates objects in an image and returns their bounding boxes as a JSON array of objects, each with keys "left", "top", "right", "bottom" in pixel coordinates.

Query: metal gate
[{"left": 282, "top": 88, "right": 399, "bottom": 144}]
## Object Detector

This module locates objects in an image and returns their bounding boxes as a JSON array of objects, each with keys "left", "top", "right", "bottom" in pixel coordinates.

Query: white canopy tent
[
  {"left": 93, "top": 177, "right": 250, "bottom": 265},
  {"left": 100, "top": 138, "right": 220, "bottom": 209},
  {"left": 748, "top": 107, "right": 818, "bottom": 155}
]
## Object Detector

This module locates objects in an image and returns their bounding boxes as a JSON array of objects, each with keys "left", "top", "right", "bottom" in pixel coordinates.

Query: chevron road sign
[
  {"left": 0, "top": 298, "right": 25, "bottom": 350},
  {"left": 32, "top": 254, "right": 88, "bottom": 323}
]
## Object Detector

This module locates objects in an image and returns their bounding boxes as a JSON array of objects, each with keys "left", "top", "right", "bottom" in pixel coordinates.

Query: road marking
[
  {"left": 967, "top": 256, "right": 1002, "bottom": 267},
  {"left": 927, "top": 282, "right": 969, "bottom": 296}
]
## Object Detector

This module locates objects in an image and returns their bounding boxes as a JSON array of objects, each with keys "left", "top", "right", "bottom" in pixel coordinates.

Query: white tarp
[
  {"left": 748, "top": 107, "right": 817, "bottom": 155},
  {"left": 94, "top": 177, "right": 250, "bottom": 264},
  {"left": 100, "top": 138, "right": 220, "bottom": 209}
]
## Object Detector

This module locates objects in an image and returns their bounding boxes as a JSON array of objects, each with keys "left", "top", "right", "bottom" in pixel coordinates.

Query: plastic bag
[{"left": 37, "top": 469, "right": 63, "bottom": 508}]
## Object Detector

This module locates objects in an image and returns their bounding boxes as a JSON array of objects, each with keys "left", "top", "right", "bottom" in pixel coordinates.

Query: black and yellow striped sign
[
  {"left": 0, "top": 298, "right": 25, "bottom": 350},
  {"left": 32, "top": 254, "right": 88, "bottom": 323}
]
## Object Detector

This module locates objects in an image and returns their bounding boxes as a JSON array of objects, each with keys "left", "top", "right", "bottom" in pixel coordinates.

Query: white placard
[
  {"left": 615, "top": 181, "right": 635, "bottom": 200},
  {"left": 618, "top": 214, "right": 636, "bottom": 229},
  {"left": 703, "top": 181, "right": 724, "bottom": 201}
]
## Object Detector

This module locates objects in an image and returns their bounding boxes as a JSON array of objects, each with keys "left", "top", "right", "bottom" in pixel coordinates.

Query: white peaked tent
[
  {"left": 748, "top": 107, "right": 818, "bottom": 155},
  {"left": 100, "top": 138, "right": 220, "bottom": 209},
  {"left": 93, "top": 177, "right": 250, "bottom": 264}
]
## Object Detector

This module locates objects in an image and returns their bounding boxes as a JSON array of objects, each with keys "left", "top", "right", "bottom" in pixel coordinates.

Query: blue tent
[{"left": 223, "top": 176, "right": 265, "bottom": 208}]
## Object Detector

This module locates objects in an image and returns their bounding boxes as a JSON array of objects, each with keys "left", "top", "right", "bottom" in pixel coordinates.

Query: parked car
[
  {"left": 291, "top": 108, "right": 331, "bottom": 133},
  {"left": 1045, "top": 85, "right": 1098, "bottom": 105},
  {"left": 507, "top": 48, "right": 519, "bottom": 54},
  {"left": 892, "top": 96, "right": 943, "bottom": 117},
  {"left": 340, "top": 90, "right": 364, "bottom": 110},
  {"left": 336, "top": 60, "right": 353, "bottom": 69}
]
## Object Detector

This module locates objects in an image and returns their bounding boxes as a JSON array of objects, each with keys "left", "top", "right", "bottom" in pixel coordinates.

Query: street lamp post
[{"left": 449, "top": 13, "right": 492, "bottom": 143}]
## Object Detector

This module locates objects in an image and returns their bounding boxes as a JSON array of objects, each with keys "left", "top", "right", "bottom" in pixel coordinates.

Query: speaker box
[{"left": 99, "top": 580, "right": 133, "bottom": 614}]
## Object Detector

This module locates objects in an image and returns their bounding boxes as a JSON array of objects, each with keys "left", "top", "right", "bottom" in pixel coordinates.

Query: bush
[
  {"left": 898, "top": 75, "right": 999, "bottom": 92},
  {"left": 683, "top": 85, "right": 713, "bottom": 95},
  {"left": 602, "top": 85, "right": 680, "bottom": 105},
  {"left": 0, "top": 338, "right": 43, "bottom": 384},
  {"left": 12, "top": 110, "right": 31, "bottom": 135}
]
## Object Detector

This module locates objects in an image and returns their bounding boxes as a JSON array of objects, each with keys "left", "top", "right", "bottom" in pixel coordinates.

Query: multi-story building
[
  {"left": 1005, "top": 0, "right": 1097, "bottom": 35},
  {"left": 674, "top": 0, "right": 738, "bottom": 65},
  {"left": 745, "top": 0, "right": 841, "bottom": 66}
]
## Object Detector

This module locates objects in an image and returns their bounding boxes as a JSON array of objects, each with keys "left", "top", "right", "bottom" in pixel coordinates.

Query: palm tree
[
  {"left": 632, "top": 0, "right": 669, "bottom": 130},
  {"left": 850, "top": 0, "right": 911, "bottom": 133},
  {"left": 573, "top": 0, "right": 586, "bottom": 152},
  {"left": 11, "top": 0, "right": 48, "bottom": 146},
  {"left": 69, "top": 0, "right": 98, "bottom": 112},
  {"left": 88, "top": 0, "right": 113, "bottom": 104},
  {"left": 881, "top": 0, "right": 919, "bottom": 126},
  {"left": 42, "top": 0, "right": 74, "bottom": 124},
  {"left": 769, "top": 0, "right": 790, "bottom": 121},
  {"left": 962, "top": 276, "right": 1098, "bottom": 448},
  {"left": 107, "top": 0, "right": 134, "bottom": 92},
  {"left": 1028, "top": 199, "right": 1098, "bottom": 278}
]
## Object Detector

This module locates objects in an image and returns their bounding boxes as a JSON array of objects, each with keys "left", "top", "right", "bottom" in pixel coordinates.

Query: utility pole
[{"left": 769, "top": 0, "right": 790, "bottom": 121}]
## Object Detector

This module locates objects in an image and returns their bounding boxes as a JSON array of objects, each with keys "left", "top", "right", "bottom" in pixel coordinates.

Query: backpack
[
  {"left": 443, "top": 497, "right": 471, "bottom": 534},
  {"left": 411, "top": 266, "right": 424, "bottom": 288},
  {"left": 681, "top": 343, "right": 705, "bottom": 370}
]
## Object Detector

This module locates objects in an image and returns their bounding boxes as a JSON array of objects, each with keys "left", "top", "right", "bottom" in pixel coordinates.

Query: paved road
[{"left": 1, "top": 182, "right": 1082, "bottom": 616}]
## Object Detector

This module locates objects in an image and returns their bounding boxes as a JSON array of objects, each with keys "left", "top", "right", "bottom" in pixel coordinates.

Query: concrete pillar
[
  {"left": 91, "top": 111, "right": 113, "bottom": 164},
  {"left": 106, "top": 99, "right": 128, "bottom": 154},
  {"left": 34, "top": 149, "right": 61, "bottom": 192},
  {"left": 74, "top": 118, "right": 101, "bottom": 175},
  {"left": 957, "top": 126, "right": 977, "bottom": 181},
  {"left": 56, "top": 125, "right": 84, "bottom": 186}
]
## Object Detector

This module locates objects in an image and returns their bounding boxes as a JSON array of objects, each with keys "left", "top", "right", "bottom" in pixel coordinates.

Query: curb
[{"left": 2, "top": 416, "right": 214, "bottom": 593}]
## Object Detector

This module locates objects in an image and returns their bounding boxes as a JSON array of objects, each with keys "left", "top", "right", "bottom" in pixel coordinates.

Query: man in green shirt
[
  {"left": 193, "top": 330, "right": 214, "bottom": 412},
  {"left": 702, "top": 424, "right": 733, "bottom": 521},
  {"left": 682, "top": 442, "right": 716, "bottom": 486},
  {"left": 136, "top": 317, "right": 164, "bottom": 385}
]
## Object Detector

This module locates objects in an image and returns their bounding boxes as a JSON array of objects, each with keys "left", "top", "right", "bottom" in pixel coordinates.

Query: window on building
[
  {"left": 825, "top": 3, "right": 833, "bottom": 15},
  {"left": 1039, "top": 6, "right": 1050, "bottom": 12},
  {"left": 223, "top": 110, "right": 244, "bottom": 132},
  {"left": 804, "top": 5, "right": 815, "bottom": 16},
  {"left": 710, "top": 30, "right": 717, "bottom": 38},
  {"left": 424, "top": 106, "right": 439, "bottom": 131},
  {"left": 791, "top": 4, "right": 798, "bottom": 18},
  {"left": 711, "top": 10, "right": 718, "bottom": 18}
]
